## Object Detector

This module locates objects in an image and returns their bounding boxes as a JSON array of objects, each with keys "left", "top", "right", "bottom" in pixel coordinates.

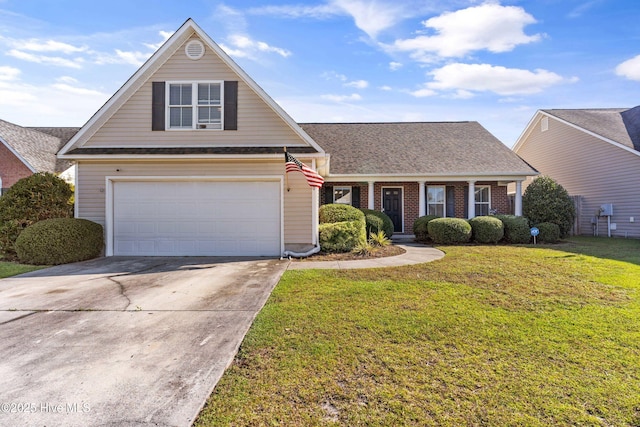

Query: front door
[{"left": 383, "top": 188, "right": 403, "bottom": 233}]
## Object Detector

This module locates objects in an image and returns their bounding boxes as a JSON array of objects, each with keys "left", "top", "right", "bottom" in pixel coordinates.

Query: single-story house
[
  {"left": 513, "top": 106, "right": 640, "bottom": 238},
  {"left": 0, "top": 119, "right": 78, "bottom": 194},
  {"left": 58, "top": 18, "right": 536, "bottom": 257}
]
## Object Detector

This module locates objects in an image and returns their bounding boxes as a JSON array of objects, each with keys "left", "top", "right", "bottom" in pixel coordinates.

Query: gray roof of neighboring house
[
  {"left": 299, "top": 122, "right": 537, "bottom": 176},
  {"left": 542, "top": 106, "right": 640, "bottom": 151},
  {"left": 0, "top": 119, "right": 79, "bottom": 173}
]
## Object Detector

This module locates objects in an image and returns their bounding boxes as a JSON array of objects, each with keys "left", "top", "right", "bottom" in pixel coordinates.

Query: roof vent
[{"left": 185, "top": 40, "right": 205, "bottom": 60}]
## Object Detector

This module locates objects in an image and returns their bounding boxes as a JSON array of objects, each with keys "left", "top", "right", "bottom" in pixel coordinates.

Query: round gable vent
[{"left": 185, "top": 40, "right": 205, "bottom": 60}]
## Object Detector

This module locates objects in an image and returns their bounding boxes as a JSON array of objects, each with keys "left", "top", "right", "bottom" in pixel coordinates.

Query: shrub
[
  {"left": 360, "top": 209, "right": 394, "bottom": 238},
  {"left": 536, "top": 222, "right": 560, "bottom": 243},
  {"left": 369, "top": 230, "right": 391, "bottom": 247},
  {"left": 523, "top": 176, "right": 575, "bottom": 238},
  {"left": 413, "top": 215, "right": 439, "bottom": 242},
  {"left": 319, "top": 204, "right": 364, "bottom": 223},
  {"left": 319, "top": 220, "right": 367, "bottom": 253},
  {"left": 363, "top": 214, "right": 384, "bottom": 236},
  {"left": 0, "top": 172, "right": 73, "bottom": 260},
  {"left": 427, "top": 218, "right": 472, "bottom": 244},
  {"left": 495, "top": 215, "right": 531, "bottom": 244},
  {"left": 15, "top": 218, "right": 103, "bottom": 265},
  {"left": 468, "top": 216, "right": 504, "bottom": 244}
]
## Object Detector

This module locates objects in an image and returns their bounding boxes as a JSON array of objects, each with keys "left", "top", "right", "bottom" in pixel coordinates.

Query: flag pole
[{"left": 284, "top": 146, "right": 290, "bottom": 192}]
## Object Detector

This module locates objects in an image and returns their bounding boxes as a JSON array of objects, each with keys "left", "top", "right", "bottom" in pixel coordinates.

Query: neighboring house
[
  {"left": 58, "top": 18, "right": 536, "bottom": 257},
  {"left": 513, "top": 106, "right": 640, "bottom": 238},
  {"left": 0, "top": 118, "right": 78, "bottom": 194}
]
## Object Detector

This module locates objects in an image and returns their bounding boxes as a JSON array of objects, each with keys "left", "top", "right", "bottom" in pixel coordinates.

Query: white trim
[
  {"left": 165, "top": 80, "right": 223, "bottom": 130},
  {"left": 381, "top": 186, "right": 404, "bottom": 233},
  {"left": 426, "top": 185, "right": 446, "bottom": 218},
  {"left": 474, "top": 185, "right": 491, "bottom": 216},
  {"left": 104, "top": 175, "right": 284, "bottom": 257},
  {"left": 418, "top": 181, "right": 426, "bottom": 217},
  {"left": 59, "top": 153, "right": 325, "bottom": 161},
  {"left": 0, "top": 136, "right": 36, "bottom": 173},
  {"left": 332, "top": 185, "right": 352, "bottom": 204},
  {"left": 367, "top": 181, "right": 375, "bottom": 210},
  {"left": 467, "top": 180, "right": 476, "bottom": 219},
  {"left": 325, "top": 173, "right": 534, "bottom": 182}
]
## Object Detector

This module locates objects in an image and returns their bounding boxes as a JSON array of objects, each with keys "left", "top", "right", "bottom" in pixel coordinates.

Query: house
[
  {"left": 58, "top": 18, "right": 536, "bottom": 257},
  {"left": 513, "top": 107, "right": 640, "bottom": 238},
  {"left": 0, "top": 119, "right": 78, "bottom": 194}
]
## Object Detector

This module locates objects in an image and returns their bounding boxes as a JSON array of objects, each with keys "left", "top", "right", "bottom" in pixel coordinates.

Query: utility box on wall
[{"left": 600, "top": 203, "right": 613, "bottom": 216}]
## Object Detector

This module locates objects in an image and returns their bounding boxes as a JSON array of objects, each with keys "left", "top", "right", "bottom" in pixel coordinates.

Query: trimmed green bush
[
  {"left": 363, "top": 213, "right": 384, "bottom": 235},
  {"left": 468, "top": 216, "right": 504, "bottom": 244},
  {"left": 536, "top": 222, "right": 560, "bottom": 243},
  {"left": 413, "top": 215, "right": 439, "bottom": 242},
  {"left": 360, "top": 209, "right": 394, "bottom": 238},
  {"left": 15, "top": 218, "right": 103, "bottom": 265},
  {"left": 523, "top": 176, "right": 575, "bottom": 238},
  {"left": 319, "top": 220, "right": 367, "bottom": 253},
  {"left": 319, "top": 204, "right": 364, "bottom": 223},
  {"left": 495, "top": 215, "right": 531, "bottom": 244},
  {"left": 0, "top": 172, "right": 73, "bottom": 260},
  {"left": 427, "top": 218, "right": 472, "bottom": 244}
]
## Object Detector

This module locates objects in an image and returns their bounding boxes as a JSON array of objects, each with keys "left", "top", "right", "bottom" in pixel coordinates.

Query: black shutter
[
  {"left": 463, "top": 186, "right": 469, "bottom": 219},
  {"left": 324, "top": 186, "right": 333, "bottom": 205},
  {"left": 446, "top": 186, "right": 455, "bottom": 218},
  {"left": 351, "top": 186, "right": 360, "bottom": 208},
  {"left": 224, "top": 81, "right": 238, "bottom": 130},
  {"left": 152, "top": 82, "right": 165, "bottom": 131}
]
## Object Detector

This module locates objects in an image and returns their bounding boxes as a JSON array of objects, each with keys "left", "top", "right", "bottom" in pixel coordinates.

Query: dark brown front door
[{"left": 383, "top": 188, "right": 402, "bottom": 233}]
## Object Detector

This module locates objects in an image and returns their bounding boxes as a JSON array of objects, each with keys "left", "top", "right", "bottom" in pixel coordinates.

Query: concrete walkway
[{"left": 287, "top": 243, "right": 444, "bottom": 270}]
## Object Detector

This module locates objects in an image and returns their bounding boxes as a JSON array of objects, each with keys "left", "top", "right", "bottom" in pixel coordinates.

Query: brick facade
[
  {"left": 322, "top": 180, "right": 512, "bottom": 234},
  {"left": 0, "top": 143, "right": 33, "bottom": 193}
]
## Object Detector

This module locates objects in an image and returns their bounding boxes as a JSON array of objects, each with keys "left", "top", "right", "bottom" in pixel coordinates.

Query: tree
[{"left": 522, "top": 176, "right": 575, "bottom": 238}]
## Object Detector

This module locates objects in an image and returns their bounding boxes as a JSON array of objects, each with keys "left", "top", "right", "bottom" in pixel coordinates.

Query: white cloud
[
  {"left": 427, "top": 63, "right": 575, "bottom": 96},
  {"left": 379, "top": 85, "right": 392, "bottom": 91},
  {"left": 51, "top": 83, "right": 108, "bottom": 97},
  {"left": 249, "top": 4, "right": 339, "bottom": 19},
  {"left": 392, "top": 3, "right": 541, "bottom": 59},
  {"left": 221, "top": 34, "right": 291, "bottom": 59},
  {"left": 330, "top": 0, "right": 408, "bottom": 38},
  {"left": 10, "top": 39, "right": 87, "bottom": 54},
  {"left": 615, "top": 55, "right": 640, "bottom": 81},
  {"left": 0, "top": 66, "right": 21, "bottom": 81},
  {"left": 410, "top": 87, "right": 437, "bottom": 97},
  {"left": 321, "top": 93, "right": 362, "bottom": 102},
  {"left": 322, "top": 71, "right": 348, "bottom": 81},
  {"left": 344, "top": 79, "right": 368, "bottom": 89},
  {"left": 7, "top": 49, "right": 84, "bottom": 68},
  {"left": 389, "top": 61, "right": 403, "bottom": 71},
  {"left": 143, "top": 30, "right": 174, "bottom": 50}
]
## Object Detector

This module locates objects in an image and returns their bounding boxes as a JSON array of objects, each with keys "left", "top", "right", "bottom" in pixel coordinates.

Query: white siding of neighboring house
[
  {"left": 76, "top": 160, "right": 314, "bottom": 245},
  {"left": 516, "top": 115, "right": 640, "bottom": 238},
  {"left": 83, "top": 35, "right": 306, "bottom": 148}
]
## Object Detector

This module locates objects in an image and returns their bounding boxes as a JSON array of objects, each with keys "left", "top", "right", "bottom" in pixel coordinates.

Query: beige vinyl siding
[
  {"left": 76, "top": 160, "right": 313, "bottom": 245},
  {"left": 84, "top": 35, "right": 306, "bottom": 148},
  {"left": 517, "top": 116, "right": 640, "bottom": 238}
]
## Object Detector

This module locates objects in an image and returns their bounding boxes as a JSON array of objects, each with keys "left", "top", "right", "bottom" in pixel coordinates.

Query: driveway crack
[{"left": 106, "top": 275, "right": 132, "bottom": 311}]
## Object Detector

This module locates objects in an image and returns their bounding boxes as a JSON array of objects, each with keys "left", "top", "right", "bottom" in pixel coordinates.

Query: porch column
[
  {"left": 418, "top": 181, "right": 426, "bottom": 217},
  {"left": 368, "top": 181, "right": 375, "bottom": 209},
  {"left": 514, "top": 181, "right": 523, "bottom": 216},
  {"left": 467, "top": 180, "right": 476, "bottom": 219}
]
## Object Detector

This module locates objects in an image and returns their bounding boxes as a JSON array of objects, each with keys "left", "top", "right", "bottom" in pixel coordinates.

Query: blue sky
[{"left": 0, "top": 0, "right": 639, "bottom": 146}]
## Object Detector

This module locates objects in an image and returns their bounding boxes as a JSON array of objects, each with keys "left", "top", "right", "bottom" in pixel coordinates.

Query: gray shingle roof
[
  {"left": 299, "top": 122, "right": 536, "bottom": 176},
  {"left": 542, "top": 107, "right": 640, "bottom": 151},
  {"left": 0, "top": 119, "right": 79, "bottom": 173}
]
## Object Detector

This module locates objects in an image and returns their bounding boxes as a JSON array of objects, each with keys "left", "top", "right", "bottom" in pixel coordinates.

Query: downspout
[{"left": 283, "top": 244, "right": 321, "bottom": 259}]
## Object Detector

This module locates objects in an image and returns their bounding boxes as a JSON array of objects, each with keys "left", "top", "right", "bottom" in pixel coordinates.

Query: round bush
[
  {"left": 413, "top": 215, "right": 439, "bottom": 242},
  {"left": 319, "top": 220, "right": 367, "bottom": 253},
  {"left": 427, "top": 218, "right": 472, "bottom": 244},
  {"left": 523, "top": 176, "right": 575, "bottom": 238},
  {"left": 468, "top": 216, "right": 504, "bottom": 244},
  {"left": 363, "top": 213, "right": 384, "bottom": 235},
  {"left": 495, "top": 215, "right": 531, "bottom": 244},
  {"left": 360, "top": 209, "right": 394, "bottom": 238},
  {"left": 0, "top": 172, "right": 73, "bottom": 260},
  {"left": 536, "top": 222, "right": 560, "bottom": 243},
  {"left": 15, "top": 218, "right": 103, "bottom": 265},
  {"left": 319, "top": 204, "right": 364, "bottom": 223}
]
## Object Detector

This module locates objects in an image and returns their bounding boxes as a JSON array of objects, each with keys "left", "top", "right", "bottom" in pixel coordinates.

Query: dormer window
[{"left": 166, "top": 81, "right": 223, "bottom": 130}]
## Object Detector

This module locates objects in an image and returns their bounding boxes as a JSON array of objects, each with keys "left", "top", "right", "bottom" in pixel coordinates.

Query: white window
[
  {"left": 475, "top": 186, "right": 491, "bottom": 216},
  {"left": 427, "top": 186, "right": 445, "bottom": 217},
  {"left": 333, "top": 186, "right": 352, "bottom": 205},
  {"left": 167, "top": 81, "right": 223, "bottom": 130}
]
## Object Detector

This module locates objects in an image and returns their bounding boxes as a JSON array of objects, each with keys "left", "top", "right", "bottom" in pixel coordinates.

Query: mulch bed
[{"left": 292, "top": 244, "right": 406, "bottom": 262}]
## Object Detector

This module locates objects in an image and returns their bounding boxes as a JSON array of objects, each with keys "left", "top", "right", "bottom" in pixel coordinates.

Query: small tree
[{"left": 522, "top": 176, "right": 575, "bottom": 238}]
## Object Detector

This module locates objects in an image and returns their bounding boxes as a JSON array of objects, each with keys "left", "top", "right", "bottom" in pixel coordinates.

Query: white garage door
[{"left": 113, "top": 180, "right": 281, "bottom": 256}]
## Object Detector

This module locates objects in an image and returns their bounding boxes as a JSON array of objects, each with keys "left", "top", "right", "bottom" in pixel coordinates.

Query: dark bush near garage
[
  {"left": 468, "top": 216, "right": 504, "bottom": 244},
  {"left": 0, "top": 172, "right": 73, "bottom": 260},
  {"left": 15, "top": 218, "right": 103, "bottom": 265},
  {"left": 360, "top": 208, "right": 394, "bottom": 238},
  {"left": 319, "top": 204, "right": 364, "bottom": 223},
  {"left": 536, "top": 222, "right": 560, "bottom": 243},
  {"left": 427, "top": 218, "right": 472, "bottom": 244},
  {"left": 413, "top": 215, "right": 439, "bottom": 242},
  {"left": 495, "top": 215, "right": 531, "bottom": 244},
  {"left": 319, "top": 204, "right": 366, "bottom": 252},
  {"left": 523, "top": 176, "right": 575, "bottom": 238}
]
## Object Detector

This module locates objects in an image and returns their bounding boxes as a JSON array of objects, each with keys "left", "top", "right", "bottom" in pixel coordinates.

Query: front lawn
[
  {"left": 0, "top": 260, "right": 45, "bottom": 278},
  {"left": 195, "top": 237, "right": 640, "bottom": 426}
]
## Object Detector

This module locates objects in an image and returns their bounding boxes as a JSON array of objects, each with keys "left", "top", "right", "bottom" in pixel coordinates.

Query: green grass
[
  {"left": 195, "top": 236, "right": 640, "bottom": 426},
  {"left": 0, "top": 260, "right": 45, "bottom": 278}
]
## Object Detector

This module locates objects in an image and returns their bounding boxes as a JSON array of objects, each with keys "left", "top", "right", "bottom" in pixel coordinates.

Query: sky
[{"left": 0, "top": 0, "right": 639, "bottom": 147}]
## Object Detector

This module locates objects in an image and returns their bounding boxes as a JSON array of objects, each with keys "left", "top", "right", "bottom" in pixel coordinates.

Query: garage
[{"left": 111, "top": 180, "right": 281, "bottom": 256}]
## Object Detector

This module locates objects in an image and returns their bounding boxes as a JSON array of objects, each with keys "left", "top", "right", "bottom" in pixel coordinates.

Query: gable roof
[
  {"left": 59, "top": 18, "right": 322, "bottom": 157},
  {"left": 299, "top": 122, "right": 537, "bottom": 178},
  {"left": 0, "top": 119, "right": 75, "bottom": 173}
]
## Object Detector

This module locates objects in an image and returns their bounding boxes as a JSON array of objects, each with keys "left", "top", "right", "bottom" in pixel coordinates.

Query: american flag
[{"left": 284, "top": 151, "right": 325, "bottom": 188}]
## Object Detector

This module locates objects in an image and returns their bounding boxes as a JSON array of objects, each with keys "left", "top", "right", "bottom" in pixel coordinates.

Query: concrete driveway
[{"left": 0, "top": 256, "right": 288, "bottom": 427}]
